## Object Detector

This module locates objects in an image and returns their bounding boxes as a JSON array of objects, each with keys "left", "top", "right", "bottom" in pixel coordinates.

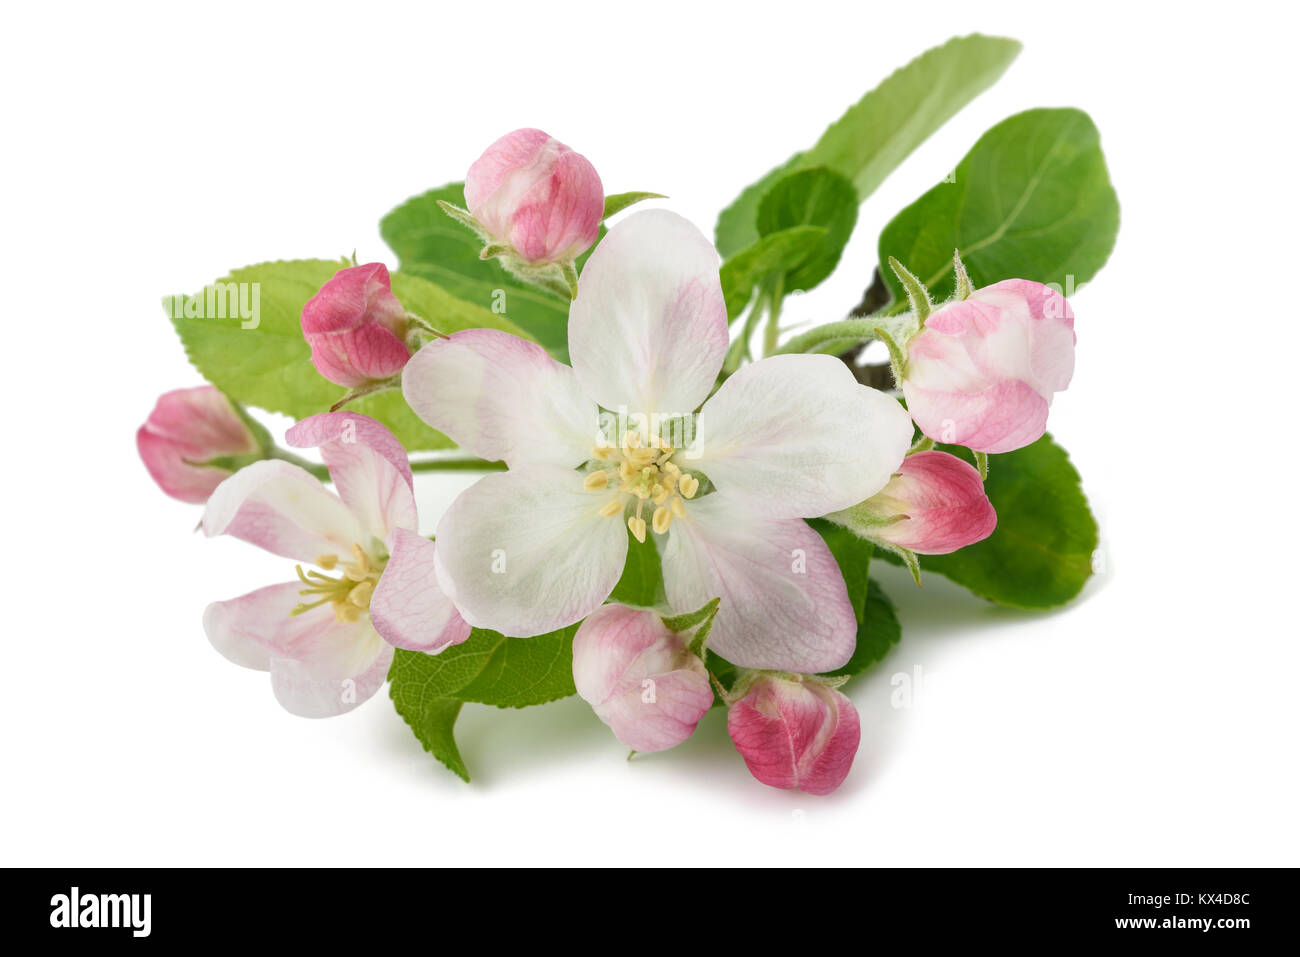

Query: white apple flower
[{"left": 398, "top": 210, "right": 912, "bottom": 672}]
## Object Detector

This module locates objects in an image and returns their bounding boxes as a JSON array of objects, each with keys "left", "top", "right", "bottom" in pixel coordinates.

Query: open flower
[
  {"left": 400, "top": 210, "right": 913, "bottom": 673},
  {"left": 201, "top": 412, "right": 467, "bottom": 717},
  {"left": 572, "top": 603, "right": 713, "bottom": 752},
  {"left": 301, "top": 263, "right": 412, "bottom": 389},
  {"left": 727, "top": 673, "right": 861, "bottom": 795},
  {"left": 828, "top": 450, "right": 997, "bottom": 555},
  {"left": 902, "top": 279, "right": 1075, "bottom": 453}
]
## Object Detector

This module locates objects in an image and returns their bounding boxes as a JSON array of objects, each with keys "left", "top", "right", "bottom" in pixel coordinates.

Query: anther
[
  {"left": 316, "top": 554, "right": 338, "bottom": 570},
  {"left": 627, "top": 515, "right": 647, "bottom": 543},
  {"left": 583, "top": 470, "right": 609, "bottom": 491},
  {"left": 652, "top": 506, "right": 672, "bottom": 535},
  {"left": 678, "top": 474, "right": 700, "bottom": 499},
  {"left": 670, "top": 497, "right": 686, "bottom": 518},
  {"left": 599, "top": 497, "right": 623, "bottom": 518},
  {"left": 347, "top": 580, "right": 375, "bottom": 608}
]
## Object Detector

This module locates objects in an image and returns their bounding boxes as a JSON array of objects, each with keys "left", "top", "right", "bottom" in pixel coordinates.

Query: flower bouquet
[{"left": 138, "top": 33, "right": 1117, "bottom": 793}]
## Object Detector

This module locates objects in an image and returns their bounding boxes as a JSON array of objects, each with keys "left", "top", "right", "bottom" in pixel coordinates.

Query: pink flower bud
[
  {"left": 727, "top": 675, "right": 860, "bottom": 795},
  {"left": 301, "top": 263, "right": 411, "bottom": 388},
  {"left": 857, "top": 450, "right": 996, "bottom": 554},
  {"left": 903, "top": 279, "right": 1075, "bottom": 454},
  {"left": 464, "top": 128, "right": 603, "bottom": 264},
  {"left": 572, "top": 604, "right": 713, "bottom": 752},
  {"left": 136, "top": 386, "right": 261, "bottom": 504}
]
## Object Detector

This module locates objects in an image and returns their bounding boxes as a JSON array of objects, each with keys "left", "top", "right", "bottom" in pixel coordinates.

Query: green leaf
[
  {"left": 602, "top": 191, "right": 665, "bottom": 219},
  {"left": 388, "top": 623, "right": 578, "bottom": 710},
  {"left": 809, "top": 519, "right": 902, "bottom": 677},
  {"left": 883, "top": 435, "right": 1098, "bottom": 608},
  {"left": 381, "top": 183, "right": 573, "bottom": 359},
  {"left": 608, "top": 532, "right": 665, "bottom": 607},
  {"left": 715, "top": 34, "right": 1022, "bottom": 257},
  {"left": 389, "top": 690, "right": 470, "bottom": 782},
  {"left": 755, "top": 167, "right": 858, "bottom": 292},
  {"left": 826, "top": 580, "right": 902, "bottom": 678},
  {"left": 878, "top": 107, "right": 1120, "bottom": 304},
  {"left": 168, "top": 259, "right": 529, "bottom": 451},
  {"left": 719, "top": 225, "right": 827, "bottom": 320}
]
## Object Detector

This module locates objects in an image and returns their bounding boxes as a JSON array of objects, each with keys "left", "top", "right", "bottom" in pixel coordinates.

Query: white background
[{"left": 3, "top": 1, "right": 1296, "bottom": 866}]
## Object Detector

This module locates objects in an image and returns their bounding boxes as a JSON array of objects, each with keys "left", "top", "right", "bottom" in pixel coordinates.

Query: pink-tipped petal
[
  {"left": 286, "top": 412, "right": 417, "bottom": 541},
  {"left": 301, "top": 262, "right": 411, "bottom": 388},
  {"left": 903, "top": 279, "right": 1075, "bottom": 454},
  {"left": 572, "top": 604, "right": 712, "bottom": 752},
  {"left": 203, "top": 581, "right": 393, "bottom": 718},
  {"left": 137, "top": 386, "right": 260, "bottom": 504},
  {"left": 201, "top": 460, "right": 364, "bottom": 562},
  {"left": 568, "top": 210, "right": 729, "bottom": 416},
  {"left": 465, "top": 129, "right": 603, "bottom": 263},
  {"left": 433, "top": 466, "right": 629, "bottom": 637},
  {"left": 860, "top": 450, "right": 997, "bottom": 554},
  {"left": 270, "top": 643, "right": 393, "bottom": 719},
  {"left": 728, "top": 677, "right": 861, "bottom": 795},
  {"left": 694, "top": 354, "right": 914, "bottom": 519},
  {"left": 660, "top": 497, "right": 857, "bottom": 673},
  {"left": 401, "top": 329, "right": 598, "bottom": 470},
  {"left": 370, "top": 528, "right": 471, "bottom": 654}
]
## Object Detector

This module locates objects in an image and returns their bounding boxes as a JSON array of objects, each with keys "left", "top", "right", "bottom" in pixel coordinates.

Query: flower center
[
  {"left": 582, "top": 430, "right": 699, "bottom": 543},
  {"left": 291, "top": 543, "right": 386, "bottom": 624}
]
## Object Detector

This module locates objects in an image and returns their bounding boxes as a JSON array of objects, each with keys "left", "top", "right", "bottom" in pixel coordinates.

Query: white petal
[
  {"left": 660, "top": 497, "right": 856, "bottom": 672},
  {"left": 286, "top": 412, "right": 417, "bottom": 542},
  {"left": 270, "top": 642, "right": 393, "bottom": 718},
  {"left": 434, "top": 465, "right": 628, "bottom": 637},
  {"left": 693, "top": 354, "right": 914, "bottom": 519},
  {"left": 402, "top": 329, "right": 597, "bottom": 469},
  {"left": 202, "top": 460, "right": 364, "bottom": 562},
  {"left": 370, "top": 528, "right": 472, "bottom": 653},
  {"left": 203, "top": 581, "right": 392, "bottom": 718},
  {"left": 568, "top": 210, "right": 728, "bottom": 416}
]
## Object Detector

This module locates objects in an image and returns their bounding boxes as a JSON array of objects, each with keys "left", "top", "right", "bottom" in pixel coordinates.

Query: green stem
[
  {"left": 762, "top": 275, "right": 785, "bottom": 357},
  {"left": 775, "top": 316, "right": 884, "bottom": 355},
  {"left": 723, "top": 289, "right": 767, "bottom": 374},
  {"left": 409, "top": 457, "right": 507, "bottom": 472},
  {"left": 267, "top": 447, "right": 329, "bottom": 482}
]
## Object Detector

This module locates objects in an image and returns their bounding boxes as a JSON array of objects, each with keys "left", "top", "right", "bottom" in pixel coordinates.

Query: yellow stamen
[
  {"left": 347, "top": 580, "right": 374, "bottom": 608},
  {"left": 628, "top": 515, "right": 647, "bottom": 543},
  {"left": 599, "top": 497, "right": 623, "bottom": 518},
  {"left": 670, "top": 497, "right": 686, "bottom": 518},
  {"left": 678, "top": 474, "right": 699, "bottom": 499},
  {"left": 335, "top": 603, "right": 363, "bottom": 624},
  {"left": 583, "top": 470, "right": 609, "bottom": 491},
  {"left": 652, "top": 506, "right": 672, "bottom": 535},
  {"left": 316, "top": 553, "right": 338, "bottom": 570}
]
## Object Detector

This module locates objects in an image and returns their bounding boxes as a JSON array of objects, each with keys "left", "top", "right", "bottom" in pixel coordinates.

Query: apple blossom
[
  {"left": 301, "top": 262, "right": 412, "bottom": 389},
  {"left": 465, "top": 128, "right": 603, "bottom": 265},
  {"left": 201, "top": 412, "right": 468, "bottom": 717},
  {"left": 902, "top": 278, "right": 1075, "bottom": 454},
  {"left": 828, "top": 450, "right": 996, "bottom": 555},
  {"left": 137, "top": 386, "right": 263, "bottom": 504},
  {"left": 727, "top": 673, "right": 861, "bottom": 795},
  {"left": 399, "top": 209, "right": 914, "bottom": 673},
  {"left": 572, "top": 603, "right": 713, "bottom": 752}
]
